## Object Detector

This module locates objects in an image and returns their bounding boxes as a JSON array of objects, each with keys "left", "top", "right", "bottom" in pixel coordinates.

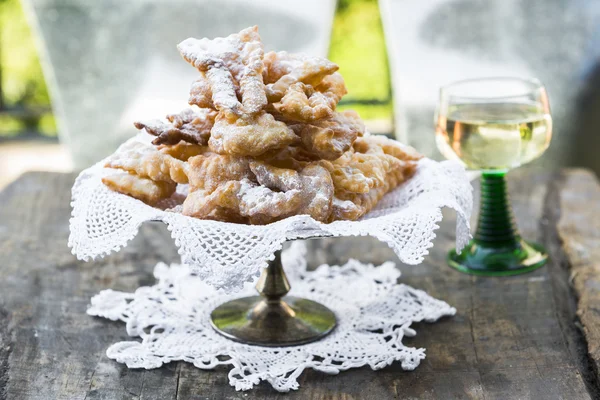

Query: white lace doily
[
  {"left": 69, "top": 133, "right": 472, "bottom": 292},
  {"left": 87, "top": 242, "right": 456, "bottom": 392}
]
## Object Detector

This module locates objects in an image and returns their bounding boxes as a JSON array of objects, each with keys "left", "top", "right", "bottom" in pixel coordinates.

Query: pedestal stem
[
  {"left": 255, "top": 250, "right": 290, "bottom": 302},
  {"left": 474, "top": 172, "right": 520, "bottom": 246}
]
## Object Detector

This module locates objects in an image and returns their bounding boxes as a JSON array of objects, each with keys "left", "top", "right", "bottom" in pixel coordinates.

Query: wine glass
[{"left": 435, "top": 77, "right": 552, "bottom": 276}]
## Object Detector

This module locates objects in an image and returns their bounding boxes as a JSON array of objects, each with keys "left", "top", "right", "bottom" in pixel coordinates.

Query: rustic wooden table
[{"left": 1, "top": 169, "right": 600, "bottom": 399}]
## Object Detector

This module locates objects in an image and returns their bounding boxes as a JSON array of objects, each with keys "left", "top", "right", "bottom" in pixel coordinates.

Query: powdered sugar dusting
[
  {"left": 178, "top": 26, "right": 266, "bottom": 116},
  {"left": 333, "top": 197, "right": 355, "bottom": 211},
  {"left": 237, "top": 178, "right": 300, "bottom": 217}
]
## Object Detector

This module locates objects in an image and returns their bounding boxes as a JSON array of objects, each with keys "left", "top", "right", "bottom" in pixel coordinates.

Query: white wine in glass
[
  {"left": 437, "top": 102, "right": 552, "bottom": 171},
  {"left": 435, "top": 78, "right": 552, "bottom": 276}
]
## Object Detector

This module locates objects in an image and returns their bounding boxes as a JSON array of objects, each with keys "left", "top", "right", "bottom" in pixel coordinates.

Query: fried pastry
[
  {"left": 178, "top": 26, "right": 267, "bottom": 116},
  {"left": 291, "top": 110, "right": 366, "bottom": 161},
  {"left": 105, "top": 141, "right": 189, "bottom": 184},
  {"left": 188, "top": 160, "right": 303, "bottom": 224},
  {"left": 354, "top": 133, "right": 422, "bottom": 162},
  {"left": 249, "top": 161, "right": 303, "bottom": 191},
  {"left": 209, "top": 111, "right": 298, "bottom": 157},
  {"left": 135, "top": 108, "right": 216, "bottom": 146},
  {"left": 187, "top": 153, "right": 253, "bottom": 192},
  {"left": 325, "top": 153, "right": 375, "bottom": 194},
  {"left": 238, "top": 178, "right": 303, "bottom": 224},
  {"left": 134, "top": 120, "right": 178, "bottom": 143},
  {"left": 102, "top": 172, "right": 176, "bottom": 205},
  {"left": 327, "top": 135, "right": 422, "bottom": 221},
  {"left": 329, "top": 159, "right": 416, "bottom": 222},
  {"left": 157, "top": 141, "right": 211, "bottom": 161},
  {"left": 272, "top": 73, "right": 347, "bottom": 123},
  {"left": 296, "top": 162, "right": 334, "bottom": 222},
  {"left": 249, "top": 161, "right": 334, "bottom": 223},
  {"left": 324, "top": 135, "right": 401, "bottom": 194},
  {"left": 183, "top": 153, "right": 254, "bottom": 221},
  {"left": 262, "top": 50, "right": 287, "bottom": 84},
  {"left": 182, "top": 182, "right": 242, "bottom": 222},
  {"left": 103, "top": 26, "right": 424, "bottom": 225},
  {"left": 256, "top": 144, "right": 316, "bottom": 171},
  {"left": 328, "top": 197, "right": 363, "bottom": 222},
  {"left": 263, "top": 51, "right": 339, "bottom": 102},
  {"left": 183, "top": 158, "right": 332, "bottom": 224},
  {"left": 188, "top": 77, "right": 214, "bottom": 109},
  {"left": 313, "top": 72, "right": 347, "bottom": 110},
  {"left": 183, "top": 178, "right": 303, "bottom": 225},
  {"left": 272, "top": 82, "right": 333, "bottom": 122}
]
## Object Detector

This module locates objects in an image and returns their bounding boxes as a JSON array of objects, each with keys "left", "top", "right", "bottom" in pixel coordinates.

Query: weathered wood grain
[
  {"left": 555, "top": 171, "right": 600, "bottom": 383},
  {"left": 0, "top": 169, "right": 598, "bottom": 399}
]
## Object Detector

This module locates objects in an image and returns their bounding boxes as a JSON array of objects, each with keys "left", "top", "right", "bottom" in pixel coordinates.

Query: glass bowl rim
[{"left": 440, "top": 77, "right": 545, "bottom": 100}]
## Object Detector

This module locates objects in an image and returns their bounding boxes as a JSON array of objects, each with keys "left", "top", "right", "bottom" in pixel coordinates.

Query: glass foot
[
  {"left": 448, "top": 239, "right": 548, "bottom": 276},
  {"left": 210, "top": 295, "right": 336, "bottom": 347}
]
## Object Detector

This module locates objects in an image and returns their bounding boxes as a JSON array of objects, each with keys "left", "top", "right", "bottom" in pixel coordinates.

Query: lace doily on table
[
  {"left": 87, "top": 242, "right": 456, "bottom": 392},
  {"left": 69, "top": 133, "right": 472, "bottom": 293}
]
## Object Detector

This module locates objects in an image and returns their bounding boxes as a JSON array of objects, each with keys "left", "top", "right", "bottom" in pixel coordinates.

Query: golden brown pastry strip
[
  {"left": 135, "top": 108, "right": 216, "bottom": 146},
  {"left": 271, "top": 73, "right": 347, "bottom": 123},
  {"left": 188, "top": 77, "right": 214, "bottom": 109},
  {"left": 272, "top": 82, "right": 333, "bottom": 122},
  {"left": 102, "top": 172, "right": 176, "bottom": 205},
  {"left": 327, "top": 135, "right": 422, "bottom": 221},
  {"left": 249, "top": 161, "right": 303, "bottom": 191},
  {"left": 296, "top": 162, "right": 334, "bottom": 222},
  {"left": 178, "top": 26, "right": 267, "bottom": 117},
  {"left": 291, "top": 110, "right": 365, "bottom": 161},
  {"left": 263, "top": 51, "right": 339, "bottom": 102},
  {"left": 105, "top": 141, "right": 189, "bottom": 184},
  {"left": 187, "top": 153, "right": 253, "bottom": 192},
  {"left": 157, "top": 142, "right": 211, "bottom": 161},
  {"left": 209, "top": 111, "right": 298, "bottom": 157}
]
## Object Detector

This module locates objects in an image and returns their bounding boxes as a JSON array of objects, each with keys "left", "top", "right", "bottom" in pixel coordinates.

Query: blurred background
[{"left": 1, "top": 0, "right": 600, "bottom": 189}]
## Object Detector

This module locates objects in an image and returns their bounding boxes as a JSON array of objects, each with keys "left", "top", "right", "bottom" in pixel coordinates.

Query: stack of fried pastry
[{"left": 102, "top": 26, "right": 422, "bottom": 224}]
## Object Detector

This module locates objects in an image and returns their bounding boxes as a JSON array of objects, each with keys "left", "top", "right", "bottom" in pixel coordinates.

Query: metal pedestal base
[
  {"left": 210, "top": 295, "right": 336, "bottom": 347},
  {"left": 210, "top": 246, "right": 337, "bottom": 347}
]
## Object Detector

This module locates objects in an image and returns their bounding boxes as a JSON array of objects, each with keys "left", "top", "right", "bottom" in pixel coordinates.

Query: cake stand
[{"left": 69, "top": 133, "right": 473, "bottom": 349}]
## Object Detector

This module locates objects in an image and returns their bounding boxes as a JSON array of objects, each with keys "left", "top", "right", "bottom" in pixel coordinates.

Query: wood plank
[
  {"left": 556, "top": 170, "right": 600, "bottom": 385},
  {"left": 0, "top": 170, "right": 597, "bottom": 399}
]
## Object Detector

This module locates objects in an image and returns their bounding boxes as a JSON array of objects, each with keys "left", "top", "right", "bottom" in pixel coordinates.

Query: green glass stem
[
  {"left": 448, "top": 171, "right": 548, "bottom": 276},
  {"left": 474, "top": 172, "right": 519, "bottom": 246}
]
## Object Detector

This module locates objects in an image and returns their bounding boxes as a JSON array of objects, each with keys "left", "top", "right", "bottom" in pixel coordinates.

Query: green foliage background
[
  {"left": 0, "top": 0, "right": 391, "bottom": 138},
  {"left": 0, "top": 0, "right": 55, "bottom": 136}
]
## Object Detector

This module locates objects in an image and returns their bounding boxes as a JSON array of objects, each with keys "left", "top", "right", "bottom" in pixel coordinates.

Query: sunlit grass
[
  {"left": 38, "top": 114, "right": 57, "bottom": 136},
  {"left": 0, "top": 0, "right": 51, "bottom": 105},
  {"left": 0, "top": 115, "right": 23, "bottom": 136},
  {"left": 0, "top": 0, "right": 56, "bottom": 137}
]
